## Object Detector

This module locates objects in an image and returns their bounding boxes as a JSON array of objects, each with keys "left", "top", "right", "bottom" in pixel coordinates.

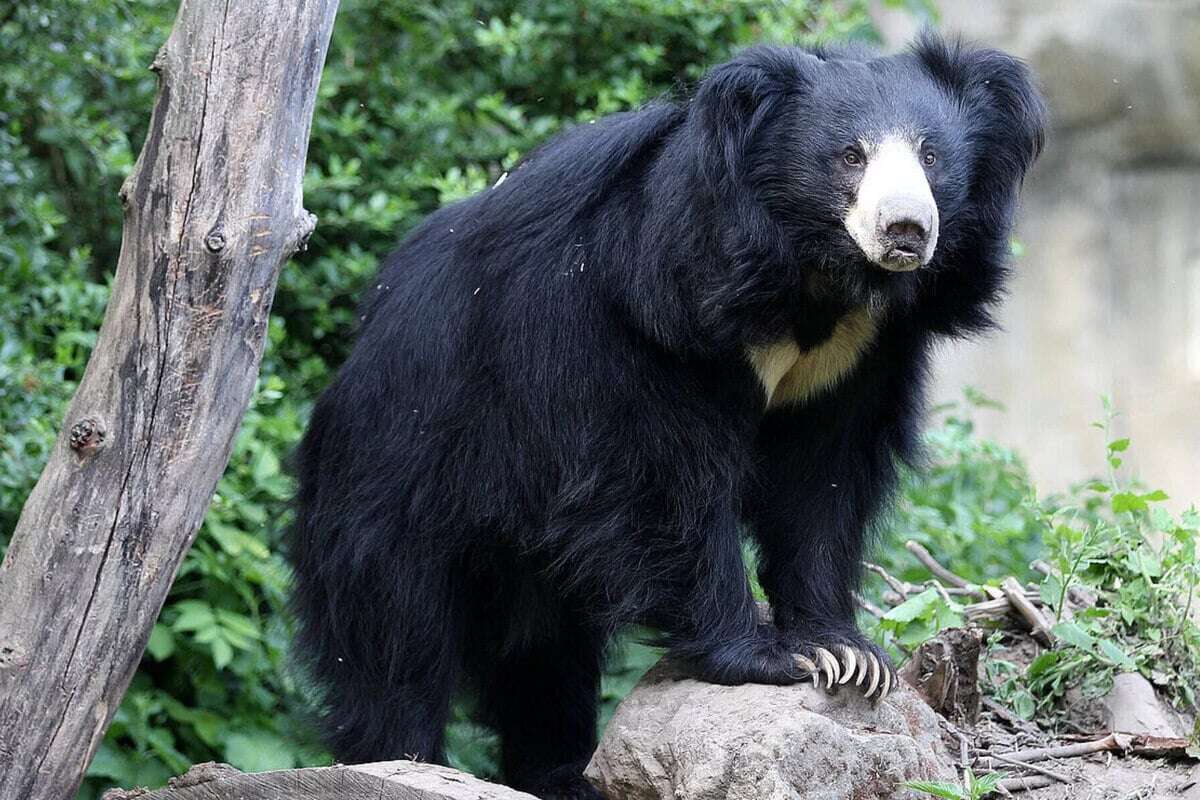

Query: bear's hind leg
[
  {"left": 320, "top": 666, "right": 455, "bottom": 765},
  {"left": 296, "top": 563, "right": 461, "bottom": 764},
  {"left": 485, "top": 622, "right": 607, "bottom": 800}
]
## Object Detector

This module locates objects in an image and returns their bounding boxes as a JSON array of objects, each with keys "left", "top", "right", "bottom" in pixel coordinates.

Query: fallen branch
[
  {"left": 997, "top": 734, "right": 1120, "bottom": 763},
  {"left": 905, "top": 541, "right": 1000, "bottom": 599},
  {"left": 984, "top": 751, "right": 1073, "bottom": 785},
  {"left": 1001, "top": 577, "right": 1054, "bottom": 646},
  {"left": 996, "top": 775, "right": 1057, "bottom": 794},
  {"left": 963, "top": 597, "right": 1017, "bottom": 622},
  {"left": 105, "top": 761, "right": 534, "bottom": 800}
]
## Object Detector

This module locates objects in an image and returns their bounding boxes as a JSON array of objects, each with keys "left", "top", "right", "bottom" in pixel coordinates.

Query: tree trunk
[{"left": 0, "top": 2, "right": 339, "bottom": 798}]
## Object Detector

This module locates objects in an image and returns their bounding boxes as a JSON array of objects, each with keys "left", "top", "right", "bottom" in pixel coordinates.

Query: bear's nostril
[{"left": 885, "top": 219, "right": 927, "bottom": 245}]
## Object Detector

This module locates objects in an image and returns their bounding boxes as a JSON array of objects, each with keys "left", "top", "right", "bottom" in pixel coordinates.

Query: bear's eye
[
  {"left": 843, "top": 150, "right": 863, "bottom": 167},
  {"left": 922, "top": 151, "right": 937, "bottom": 166}
]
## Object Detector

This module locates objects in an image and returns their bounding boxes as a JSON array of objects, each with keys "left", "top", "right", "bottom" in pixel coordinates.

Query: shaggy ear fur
[
  {"left": 690, "top": 47, "right": 809, "bottom": 193},
  {"left": 915, "top": 32, "right": 1047, "bottom": 225},
  {"left": 906, "top": 32, "right": 1047, "bottom": 338}
]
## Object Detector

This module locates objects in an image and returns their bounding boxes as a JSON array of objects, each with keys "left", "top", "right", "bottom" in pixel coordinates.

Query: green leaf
[
  {"left": 1112, "top": 492, "right": 1147, "bottom": 514},
  {"left": 146, "top": 624, "right": 175, "bottom": 661},
  {"left": 215, "top": 609, "right": 263, "bottom": 641},
  {"left": 1011, "top": 692, "right": 1037, "bottom": 720},
  {"left": 210, "top": 637, "right": 234, "bottom": 670},
  {"left": 86, "top": 742, "right": 133, "bottom": 782},
  {"left": 903, "top": 780, "right": 966, "bottom": 800},
  {"left": 883, "top": 588, "right": 941, "bottom": 623},
  {"left": 970, "top": 770, "right": 1007, "bottom": 794},
  {"left": 252, "top": 447, "right": 281, "bottom": 483},
  {"left": 1026, "top": 651, "right": 1060, "bottom": 679},
  {"left": 223, "top": 731, "right": 298, "bottom": 773},
  {"left": 1097, "top": 639, "right": 1136, "bottom": 670},
  {"left": 171, "top": 600, "right": 216, "bottom": 632},
  {"left": 1052, "top": 621, "right": 1097, "bottom": 651},
  {"left": 1107, "top": 438, "right": 1130, "bottom": 453},
  {"left": 1039, "top": 574, "right": 1063, "bottom": 609}
]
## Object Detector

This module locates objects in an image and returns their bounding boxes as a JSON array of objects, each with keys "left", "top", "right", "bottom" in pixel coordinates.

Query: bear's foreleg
[
  {"left": 650, "top": 499, "right": 814, "bottom": 688},
  {"left": 746, "top": 408, "right": 902, "bottom": 699}
]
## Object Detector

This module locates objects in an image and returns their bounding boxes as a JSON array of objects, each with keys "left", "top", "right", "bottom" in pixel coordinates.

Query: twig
[
  {"left": 853, "top": 592, "right": 886, "bottom": 619},
  {"left": 905, "top": 541, "right": 999, "bottom": 599},
  {"left": 862, "top": 561, "right": 911, "bottom": 597},
  {"left": 985, "top": 751, "right": 1073, "bottom": 784},
  {"left": 996, "top": 775, "right": 1057, "bottom": 793},
  {"left": 997, "top": 733, "right": 1120, "bottom": 763},
  {"left": 926, "top": 579, "right": 955, "bottom": 606},
  {"left": 886, "top": 585, "right": 1004, "bottom": 597},
  {"left": 1001, "top": 577, "right": 1054, "bottom": 646}
]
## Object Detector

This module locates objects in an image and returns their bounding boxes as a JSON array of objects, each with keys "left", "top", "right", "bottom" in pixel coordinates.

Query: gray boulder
[{"left": 587, "top": 661, "right": 954, "bottom": 800}]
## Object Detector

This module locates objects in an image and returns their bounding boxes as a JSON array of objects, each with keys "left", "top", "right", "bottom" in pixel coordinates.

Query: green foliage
[
  {"left": 1017, "top": 403, "right": 1200, "bottom": 714},
  {"left": 864, "top": 392, "right": 1046, "bottom": 658},
  {"left": 877, "top": 398, "right": 1200, "bottom": 725},
  {"left": 905, "top": 769, "right": 1006, "bottom": 800},
  {"left": 878, "top": 588, "right": 965, "bottom": 651},
  {"left": 889, "top": 391, "right": 1046, "bottom": 585}
]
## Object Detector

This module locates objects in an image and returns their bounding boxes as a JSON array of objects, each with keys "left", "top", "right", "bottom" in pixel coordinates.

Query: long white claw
[
  {"left": 864, "top": 654, "right": 881, "bottom": 698},
  {"left": 855, "top": 651, "right": 869, "bottom": 686},
  {"left": 837, "top": 646, "right": 856, "bottom": 685},
  {"left": 814, "top": 647, "right": 840, "bottom": 688},
  {"left": 794, "top": 654, "right": 820, "bottom": 685},
  {"left": 879, "top": 666, "right": 891, "bottom": 699}
]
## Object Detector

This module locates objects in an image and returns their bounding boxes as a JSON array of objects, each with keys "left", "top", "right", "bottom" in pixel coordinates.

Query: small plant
[
  {"left": 1026, "top": 400, "right": 1200, "bottom": 713},
  {"left": 905, "top": 768, "right": 1006, "bottom": 800}
]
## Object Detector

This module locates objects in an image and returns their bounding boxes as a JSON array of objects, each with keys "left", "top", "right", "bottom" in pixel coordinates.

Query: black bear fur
[{"left": 287, "top": 32, "right": 1045, "bottom": 799}]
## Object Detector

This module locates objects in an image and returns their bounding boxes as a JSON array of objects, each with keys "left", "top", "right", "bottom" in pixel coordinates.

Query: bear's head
[{"left": 690, "top": 32, "right": 1047, "bottom": 316}]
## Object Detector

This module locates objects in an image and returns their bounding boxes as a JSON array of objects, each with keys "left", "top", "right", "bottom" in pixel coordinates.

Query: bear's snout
[
  {"left": 881, "top": 200, "right": 934, "bottom": 268},
  {"left": 843, "top": 135, "right": 940, "bottom": 272}
]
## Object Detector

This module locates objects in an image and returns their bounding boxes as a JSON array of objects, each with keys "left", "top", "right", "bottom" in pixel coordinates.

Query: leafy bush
[
  {"left": 1022, "top": 405, "right": 1199, "bottom": 714},
  {"left": 869, "top": 399, "right": 1200, "bottom": 726}
]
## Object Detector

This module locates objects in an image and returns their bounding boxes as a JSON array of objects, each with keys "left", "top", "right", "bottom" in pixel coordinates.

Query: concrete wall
[{"left": 874, "top": 1, "right": 1200, "bottom": 501}]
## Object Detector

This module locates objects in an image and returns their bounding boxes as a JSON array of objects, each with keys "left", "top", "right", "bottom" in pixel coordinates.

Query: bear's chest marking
[{"left": 746, "top": 308, "right": 877, "bottom": 409}]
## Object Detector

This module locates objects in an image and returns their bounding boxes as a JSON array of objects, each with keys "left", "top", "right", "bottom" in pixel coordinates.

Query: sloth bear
[{"left": 288, "top": 32, "right": 1045, "bottom": 799}]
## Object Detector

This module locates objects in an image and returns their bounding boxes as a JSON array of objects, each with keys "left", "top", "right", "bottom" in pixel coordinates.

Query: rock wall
[{"left": 876, "top": 1, "right": 1200, "bottom": 501}]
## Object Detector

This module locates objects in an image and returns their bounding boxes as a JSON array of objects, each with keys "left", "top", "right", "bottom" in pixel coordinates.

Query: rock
[
  {"left": 587, "top": 660, "right": 954, "bottom": 800},
  {"left": 1102, "top": 672, "right": 1188, "bottom": 737}
]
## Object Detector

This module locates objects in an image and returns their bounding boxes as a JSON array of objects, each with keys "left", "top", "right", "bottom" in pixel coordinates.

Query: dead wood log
[
  {"left": 899, "top": 626, "right": 984, "bottom": 723},
  {"left": 102, "top": 761, "right": 537, "bottom": 800},
  {"left": 1001, "top": 577, "right": 1055, "bottom": 646},
  {"left": 0, "top": 2, "right": 338, "bottom": 798}
]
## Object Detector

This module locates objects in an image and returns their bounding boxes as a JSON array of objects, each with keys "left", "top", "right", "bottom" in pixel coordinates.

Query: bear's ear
[
  {"left": 916, "top": 32, "right": 1047, "bottom": 206},
  {"left": 691, "top": 48, "right": 807, "bottom": 192}
]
